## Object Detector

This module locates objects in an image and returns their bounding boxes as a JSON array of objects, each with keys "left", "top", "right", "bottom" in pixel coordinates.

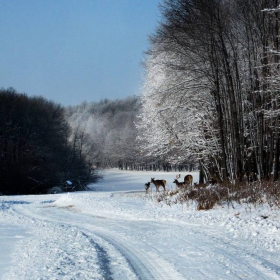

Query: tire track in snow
[
  {"left": 212, "top": 236, "right": 280, "bottom": 279},
  {"left": 80, "top": 232, "right": 113, "bottom": 280},
  {"left": 133, "top": 222, "right": 280, "bottom": 280},
  {"left": 138, "top": 228, "right": 255, "bottom": 280},
  {"left": 10, "top": 204, "right": 155, "bottom": 279},
  {"left": 92, "top": 232, "right": 156, "bottom": 280},
  {"left": 6, "top": 205, "right": 121, "bottom": 279},
  {"left": 7, "top": 196, "right": 280, "bottom": 280},
  {"left": 88, "top": 230, "right": 186, "bottom": 280},
  {"left": 192, "top": 223, "right": 280, "bottom": 280},
  {"left": 174, "top": 226, "right": 280, "bottom": 280},
  {"left": 13, "top": 202, "right": 186, "bottom": 280},
  {"left": 48, "top": 213, "right": 187, "bottom": 280}
]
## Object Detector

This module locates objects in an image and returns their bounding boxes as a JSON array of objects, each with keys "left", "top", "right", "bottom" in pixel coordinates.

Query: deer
[
  {"left": 151, "top": 178, "right": 166, "bottom": 192},
  {"left": 145, "top": 182, "right": 151, "bottom": 193},
  {"left": 173, "top": 174, "right": 185, "bottom": 188},
  {"left": 173, "top": 179, "right": 186, "bottom": 189},
  {"left": 184, "top": 174, "right": 193, "bottom": 186}
]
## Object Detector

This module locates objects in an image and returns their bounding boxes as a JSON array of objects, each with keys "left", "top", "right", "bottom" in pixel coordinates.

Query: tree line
[
  {"left": 0, "top": 88, "right": 94, "bottom": 195},
  {"left": 0, "top": 88, "right": 195, "bottom": 195},
  {"left": 65, "top": 96, "right": 195, "bottom": 172},
  {"left": 65, "top": 97, "right": 141, "bottom": 170},
  {"left": 137, "top": 0, "right": 280, "bottom": 183}
]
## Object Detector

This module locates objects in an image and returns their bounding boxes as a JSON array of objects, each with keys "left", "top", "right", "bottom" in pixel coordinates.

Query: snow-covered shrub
[
  {"left": 150, "top": 180, "right": 280, "bottom": 210},
  {"left": 262, "top": 181, "right": 280, "bottom": 208}
]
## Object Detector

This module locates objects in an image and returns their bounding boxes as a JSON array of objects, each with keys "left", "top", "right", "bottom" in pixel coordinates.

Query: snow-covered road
[{"left": 1, "top": 169, "right": 280, "bottom": 279}]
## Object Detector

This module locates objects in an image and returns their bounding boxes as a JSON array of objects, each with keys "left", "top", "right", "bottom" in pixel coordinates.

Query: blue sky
[{"left": 0, "top": 0, "right": 161, "bottom": 106}]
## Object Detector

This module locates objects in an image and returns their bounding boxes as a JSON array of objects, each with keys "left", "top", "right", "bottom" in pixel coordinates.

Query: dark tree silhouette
[{"left": 0, "top": 88, "right": 93, "bottom": 194}]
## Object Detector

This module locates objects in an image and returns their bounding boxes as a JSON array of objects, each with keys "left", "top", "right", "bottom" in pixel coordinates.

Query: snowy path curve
[
  {"left": 1, "top": 169, "right": 280, "bottom": 279},
  {"left": 1, "top": 188, "right": 280, "bottom": 280}
]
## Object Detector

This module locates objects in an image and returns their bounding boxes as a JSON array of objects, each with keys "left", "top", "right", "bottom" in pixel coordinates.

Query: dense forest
[
  {"left": 0, "top": 89, "right": 94, "bottom": 195},
  {"left": 65, "top": 97, "right": 141, "bottom": 170},
  {"left": 138, "top": 0, "right": 280, "bottom": 183}
]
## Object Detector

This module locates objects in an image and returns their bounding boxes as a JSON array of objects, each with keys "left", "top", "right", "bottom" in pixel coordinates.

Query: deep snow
[{"left": 0, "top": 169, "right": 280, "bottom": 279}]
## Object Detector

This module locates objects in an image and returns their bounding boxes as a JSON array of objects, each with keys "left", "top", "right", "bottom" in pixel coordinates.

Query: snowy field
[{"left": 0, "top": 169, "right": 280, "bottom": 279}]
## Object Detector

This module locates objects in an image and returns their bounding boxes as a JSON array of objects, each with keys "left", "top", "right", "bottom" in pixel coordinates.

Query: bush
[{"left": 149, "top": 180, "right": 280, "bottom": 210}]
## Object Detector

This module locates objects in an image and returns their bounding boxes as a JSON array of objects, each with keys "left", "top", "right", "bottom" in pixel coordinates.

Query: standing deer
[
  {"left": 173, "top": 179, "right": 185, "bottom": 189},
  {"left": 184, "top": 174, "right": 193, "bottom": 186},
  {"left": 145, "top": 182, "right": 151, "bottom": 193},
  {"left": 151, "top": 178, "right": 166, "bottom": 192}
]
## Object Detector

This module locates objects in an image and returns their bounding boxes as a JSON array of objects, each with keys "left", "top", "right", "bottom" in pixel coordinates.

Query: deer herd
[{"left": 145, "top": 174, "right": 193, "bottom": 193}]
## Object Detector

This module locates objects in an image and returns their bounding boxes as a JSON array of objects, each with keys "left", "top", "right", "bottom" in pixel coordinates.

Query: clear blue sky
[{"left": 0, "top": 0, "right": 161, "bottom": 106}]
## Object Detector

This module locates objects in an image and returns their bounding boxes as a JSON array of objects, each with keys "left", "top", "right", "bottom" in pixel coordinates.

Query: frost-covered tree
[
  {"left": 65, "top": 96, "right": 142, "bottom": 169},
  {"left": 138, "top": 45, "right": 220, "bottom": 177},
  {"left": 139, "top": 0, "right": 280, "bottom": 182}
]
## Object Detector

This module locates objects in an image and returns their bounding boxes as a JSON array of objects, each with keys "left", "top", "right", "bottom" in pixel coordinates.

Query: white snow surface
[{"left": 0, "top": 169, "right": 280, "bottom": 279}]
